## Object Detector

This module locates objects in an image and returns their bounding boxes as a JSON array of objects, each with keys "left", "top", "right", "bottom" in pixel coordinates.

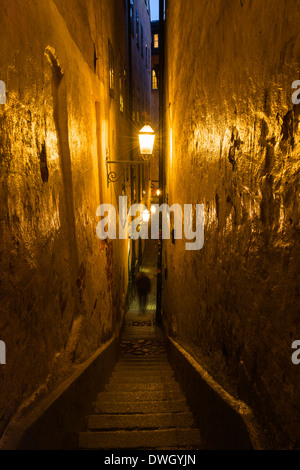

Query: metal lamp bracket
[{"left": 106, "top": 156, "right": 150, "bottom": 186}]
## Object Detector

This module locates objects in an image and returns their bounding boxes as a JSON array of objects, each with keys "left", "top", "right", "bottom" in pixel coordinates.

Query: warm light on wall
[
  {"left": 139, "top": 125, "right": 155, "bottom": 156},
  {"left": 151, "top": 205, "right": 157, "bottom": 214},
  {"left": 170, "top": 129, "right": 173, "bottom": 167}
]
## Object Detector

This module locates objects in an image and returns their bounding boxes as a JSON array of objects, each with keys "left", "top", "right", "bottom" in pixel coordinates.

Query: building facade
[
  {"left": 163, "top": 0, "right": 300, "bottom": 448},
  {"left": 0, "top": 0, "right": 151, "bottom": 438},
  {"left": 127, "top": 0, "right": 152, "bottom": 279},
  {"left": 129, "top": 0, "right": 152, "bottom": 126},
  {"left": 150, "top": 20, "right": 160, "bottom": 190}
]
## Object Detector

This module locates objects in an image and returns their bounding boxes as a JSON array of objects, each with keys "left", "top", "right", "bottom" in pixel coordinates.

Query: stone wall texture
[
  {"left": 151, "top": 48, "right": 160, "bottom": 185},
  {"left": 0, "top": 0, "right": 130, "bottom": 437},
  {"left": 163, "top": 0, "right": 300, "bottom": 448}
]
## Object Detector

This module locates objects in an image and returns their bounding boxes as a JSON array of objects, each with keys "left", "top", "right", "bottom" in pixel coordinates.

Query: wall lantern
[
  {"left": 139, "top": 125, "right": 155, "bottom": 159},
  {"left": 142, "top": 209, "right": 150, "bottom": 223},
  {"left": 106, "top": 125, "right": 155, "bottom": 185}
]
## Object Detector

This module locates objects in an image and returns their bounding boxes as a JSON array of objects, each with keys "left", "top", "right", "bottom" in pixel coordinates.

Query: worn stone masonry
[
  {"left": 163, "top": 0, "right": 300, "bottom": 449},
  {"left": 0, "top": 0, "right": 130, "bottom": 437}
]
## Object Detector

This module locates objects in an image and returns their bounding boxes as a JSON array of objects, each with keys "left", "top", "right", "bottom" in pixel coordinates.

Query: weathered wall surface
[
  {"left": 131, "top": 0, "right": 152, "bottom": 124},
  {"left": 0, "top": 0, "right": 129, "bottom": 437},
  {"left": 151, "top": 21, "right": 160, "bottom": 185},
  {"left": 163, "top": 0, "right": 300, "bottom": 448}
]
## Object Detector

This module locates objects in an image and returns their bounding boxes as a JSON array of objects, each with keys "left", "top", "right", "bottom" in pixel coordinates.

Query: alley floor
[
  {"left": 78, "top": 241, "right": 202, "bottom": 450},
  {"left": 121, "top": 240, "right": 165, "bottom": 357}
]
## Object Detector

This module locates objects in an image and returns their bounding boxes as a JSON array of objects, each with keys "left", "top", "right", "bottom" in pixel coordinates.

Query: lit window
[
  {"left": 154, "top": 34, "right": 159, "bottom": 49},
  {"left": 108, "top": 40, "right": 114, "bottom": 96},
  {"left": 152, "top": 68, "right": 158, "bottom": 90}
]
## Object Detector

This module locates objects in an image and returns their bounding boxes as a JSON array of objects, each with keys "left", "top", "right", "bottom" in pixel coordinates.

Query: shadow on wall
[{"left": 44, "top": 47, "right": 83, "bottom": 361}]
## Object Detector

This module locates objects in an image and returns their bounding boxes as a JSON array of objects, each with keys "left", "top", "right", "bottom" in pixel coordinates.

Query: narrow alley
[{"left": 79, "top": 241, "right": 202, "bottom": 450}]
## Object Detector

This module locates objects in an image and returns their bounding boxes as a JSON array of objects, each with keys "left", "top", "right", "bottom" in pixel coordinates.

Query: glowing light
[
  {"left": 142, "top": 209, "right": 150, "bottom": 223},
  {"left": 139, "top": 125, "right": 155, "bottom": 156},
  {"left": 170, "top": 129, "right": 173, "bottom": 166},
  {"left": 156, "top": 189, "right": 161, "bottom": 196},
  {"left": 151, "top": 205, "right": 157, "bottom": 214}
]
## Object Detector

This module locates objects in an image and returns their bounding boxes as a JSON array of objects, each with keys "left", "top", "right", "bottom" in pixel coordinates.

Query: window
[
  {"left": 108, "top": 40, "right": 114, "bottom": 96},
  {"left": 130, "top": 0, "right": 134, "bottom": 35},
  {"left": 136, "top": 10, "right": 139, "bottom": 47},
  {"left": 141, "top": 24, "right": 144, "bottom": 57},
  {"left": 154, "top": 33, "right": 159, "bottom": 49},
  {"left": 152, "top": 67, "right": 158, "bottom": 90}
]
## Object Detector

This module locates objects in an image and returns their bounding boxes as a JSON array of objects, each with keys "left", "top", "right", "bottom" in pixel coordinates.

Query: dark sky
[{"left": 150, "top": 0, "right": 159, "bottom": 21}]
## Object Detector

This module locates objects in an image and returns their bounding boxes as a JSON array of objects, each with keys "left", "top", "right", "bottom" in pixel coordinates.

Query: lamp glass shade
[{"left": 139, "top": 125, "right": 155, "bottom": 155}]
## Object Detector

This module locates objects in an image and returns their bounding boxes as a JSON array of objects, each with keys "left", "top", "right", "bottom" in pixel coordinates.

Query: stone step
[
  {"left": 108, "top": 376, "right": 176, "bottom": 385},
  {"left": 97, "top": 390, "right": 183, "bottom": 402},
  {"left": 93, "top": 400, "right": 189, "bottom": 414},
  {"left": 114, "top": 365, "right": 173, "bottom": 371},
  {"left": 118, "top": 357, "right": 168, "bottom": 362},
  {"left": 79, "top": 429, "right": 202, "bottom": 450},
  {"left": 118, "top": 355, "right": 168, "bottom": 359},
  {"left": 111, "top": 371, "right": 175, "bottom": 378},
  {"left": 114, "top": 363, "right": 171, "bottom": 369},
  {"left": 105, "top": 382, "right": 181, "bottom": 392},
  {"left": 112, "top": 372, "right": 174, "bottom": 378},
  {"left": 88, "top": 412, "right": 194, "bottom": 430},
  {"left": 117, "top": 365, "right": 170, "bottom": 369}
]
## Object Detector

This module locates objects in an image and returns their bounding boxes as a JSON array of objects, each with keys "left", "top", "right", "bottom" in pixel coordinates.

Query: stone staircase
[{"left": 78, "top": 354, "right": 202, "bottom": 450}]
